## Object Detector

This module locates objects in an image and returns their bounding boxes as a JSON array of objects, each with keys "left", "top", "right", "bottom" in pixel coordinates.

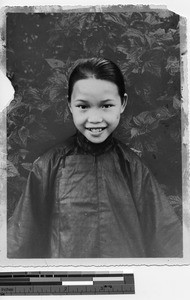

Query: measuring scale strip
[{"left": 0, "top": 272, "right": 135, "bottom": 295}]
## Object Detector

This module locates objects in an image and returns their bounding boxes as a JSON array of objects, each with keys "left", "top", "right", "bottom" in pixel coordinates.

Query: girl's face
[{"left": 69, "top": 78, "right": 127, "bottom": 144}]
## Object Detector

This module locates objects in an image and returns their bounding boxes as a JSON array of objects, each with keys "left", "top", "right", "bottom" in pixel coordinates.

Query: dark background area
[{"left": 6, "top": 9, "right": 182, "bottom": 220}]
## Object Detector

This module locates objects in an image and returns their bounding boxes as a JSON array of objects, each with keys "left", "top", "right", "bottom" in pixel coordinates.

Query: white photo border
[{"left": 0, "top": 3, "right": 190, "bottom": 268}]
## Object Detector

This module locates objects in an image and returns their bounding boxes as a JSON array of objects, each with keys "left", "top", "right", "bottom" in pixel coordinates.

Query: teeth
[
  {"left": 91, "top": 128, "right": 102, "bottom": 132},
  {"left": 88, "top": 128, "right": 104, "bottom": 132}
]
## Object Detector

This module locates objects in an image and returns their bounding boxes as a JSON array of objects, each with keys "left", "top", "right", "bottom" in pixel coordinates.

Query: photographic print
[{"left": 0, "top": 4, "right": 189, "bottom": 264}]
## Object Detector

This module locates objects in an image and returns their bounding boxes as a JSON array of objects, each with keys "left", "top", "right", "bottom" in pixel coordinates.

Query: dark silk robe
[{"left": 7, "top": 133, "right": 182, "bottom": 258}]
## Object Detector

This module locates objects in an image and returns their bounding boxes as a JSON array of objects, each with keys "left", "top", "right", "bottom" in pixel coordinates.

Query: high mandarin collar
[{"left": 76, "top": 131, "right": 115, "bottom": 156}]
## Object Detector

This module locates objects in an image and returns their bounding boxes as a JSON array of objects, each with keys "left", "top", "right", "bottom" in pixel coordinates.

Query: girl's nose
[{"left": 87, "top": 109, "right": 103, "bottom": 123}]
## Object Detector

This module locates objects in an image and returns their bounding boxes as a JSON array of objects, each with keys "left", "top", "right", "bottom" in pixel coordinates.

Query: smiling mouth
[{"left": 86, "top": 127, "right": 107, "bottom": 132}]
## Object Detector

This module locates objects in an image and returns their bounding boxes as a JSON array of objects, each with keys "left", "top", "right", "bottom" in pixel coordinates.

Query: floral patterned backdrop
[{"left": 6, "top": 8, "right": 182, "bottom": 220}]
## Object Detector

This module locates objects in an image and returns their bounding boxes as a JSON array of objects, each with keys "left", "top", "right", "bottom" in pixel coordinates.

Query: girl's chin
[{"left": 84, "top": 131, "right": 109, "bottom": 144}]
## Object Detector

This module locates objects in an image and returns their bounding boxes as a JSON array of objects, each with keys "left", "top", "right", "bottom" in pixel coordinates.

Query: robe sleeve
[
  {"left": 139, "top": 165, "right": 183, "bottom": 257},
  {"left": 7, "top": 159, "right": 48, "bottom": 258},
  {"left": 7, "top": 147, "right": 63, "bottom": 258}
]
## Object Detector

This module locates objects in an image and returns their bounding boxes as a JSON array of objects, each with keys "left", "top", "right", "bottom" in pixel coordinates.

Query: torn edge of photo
[{"left": 0, "top": 4, "right": 190, "bottom": 268}]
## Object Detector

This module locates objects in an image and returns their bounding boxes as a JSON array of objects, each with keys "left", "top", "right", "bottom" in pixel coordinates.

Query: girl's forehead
[{"left": 71, "top": 78, "right": 120, "bottom": 99}]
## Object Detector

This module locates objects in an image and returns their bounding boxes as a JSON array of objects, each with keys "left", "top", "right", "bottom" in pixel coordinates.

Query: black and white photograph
[
  {"left": 0, "top": 1, "right": 190, "bottom": 299},
  {"left": 4, "top": 5, "right": 185, "bottom": 259}
]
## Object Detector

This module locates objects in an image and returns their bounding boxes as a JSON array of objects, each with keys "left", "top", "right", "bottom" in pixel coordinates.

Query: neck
[{"left": 76, "top": 131, "right": 114, "bottom": 156}]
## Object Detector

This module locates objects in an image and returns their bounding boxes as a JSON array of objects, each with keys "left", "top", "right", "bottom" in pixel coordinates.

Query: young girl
[{"left": 7, "top": 57, "right": 182, "bottom": 258}]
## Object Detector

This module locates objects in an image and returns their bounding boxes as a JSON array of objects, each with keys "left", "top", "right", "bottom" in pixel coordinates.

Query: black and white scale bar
[{"left": 0, "top": 272, "right": 135, "bottom": 295}]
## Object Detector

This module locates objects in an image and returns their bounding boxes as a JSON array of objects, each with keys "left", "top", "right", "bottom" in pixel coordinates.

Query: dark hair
[{"left": 68, "top": 57, "right": 126, "bottom": 103}]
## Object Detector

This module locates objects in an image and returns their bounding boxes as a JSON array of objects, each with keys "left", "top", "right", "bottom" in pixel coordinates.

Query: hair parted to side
[{"left": 68, "top": 57, "right": 126, "bottom": 103}]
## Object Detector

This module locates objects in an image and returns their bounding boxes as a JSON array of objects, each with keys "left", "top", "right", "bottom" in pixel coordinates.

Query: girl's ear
[
  {"left": 68, "top": 100, "right": 72, "bottom": 114},
  {"left": 121, "top": 93, "right": 128, "bottom": 113}
]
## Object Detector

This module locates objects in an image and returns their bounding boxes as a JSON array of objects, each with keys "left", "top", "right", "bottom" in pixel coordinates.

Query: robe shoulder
[
  {"left": 33, "top": 136, "right": 75, "bottom": 170},
  {"left": 114, "top": 138, "right": 150, "bottom": 175}
]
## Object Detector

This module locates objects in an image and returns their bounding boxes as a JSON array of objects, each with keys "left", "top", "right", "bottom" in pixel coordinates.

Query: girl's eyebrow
[
  {"left": 100, "top": 99, "right": 115, "bottom": 103},
  {"left": 74, "top": 99, "right": 115, "bottom": 103},
  {"left": 74, "top": 99, "right": 89, "bottom": 103}
]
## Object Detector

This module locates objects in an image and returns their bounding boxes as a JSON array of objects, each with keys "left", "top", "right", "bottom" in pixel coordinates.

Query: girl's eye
[
  {"left": 102, "top": 104, "right": 113, "bottom": 108},
  {"left": 77, "top": 105, "right": 88, "bottom": 109}
]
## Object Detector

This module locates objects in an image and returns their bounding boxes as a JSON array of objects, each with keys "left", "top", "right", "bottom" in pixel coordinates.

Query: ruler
[{"left": 0, "top": 272, "right": 135, "bottom": 295}]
